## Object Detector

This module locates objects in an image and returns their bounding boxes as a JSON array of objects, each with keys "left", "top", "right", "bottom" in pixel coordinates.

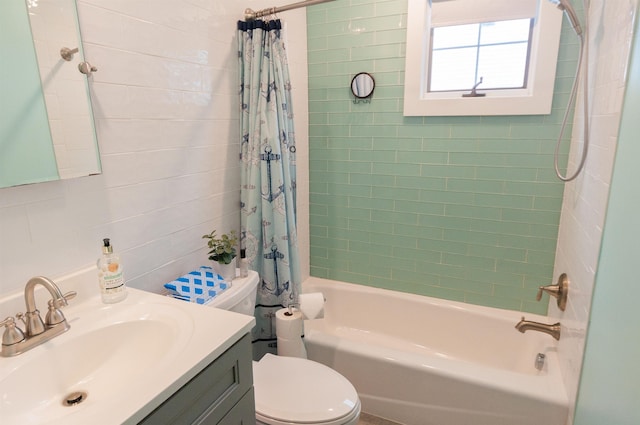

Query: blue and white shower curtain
[{"left": 237, "top": 19, "right": 301, "bottom": 358}]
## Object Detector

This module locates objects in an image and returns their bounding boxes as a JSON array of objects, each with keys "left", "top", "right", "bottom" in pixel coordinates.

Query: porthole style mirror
[{"left": 351, "top": 72, "right": 375, "bottom": 101}]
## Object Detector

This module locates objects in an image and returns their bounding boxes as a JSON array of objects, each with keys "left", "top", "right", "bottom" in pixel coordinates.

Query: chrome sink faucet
[
  {"left": 1, "top": 276, "right": 76, "bottom": 357},
  {"left": 515, "top": 317, "right": 561, "bottom": 340}
]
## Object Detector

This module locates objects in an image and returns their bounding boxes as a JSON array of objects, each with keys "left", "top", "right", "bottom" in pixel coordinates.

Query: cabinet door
[{"left": 139, "top": 334, "right": 253, "bottom": 425}]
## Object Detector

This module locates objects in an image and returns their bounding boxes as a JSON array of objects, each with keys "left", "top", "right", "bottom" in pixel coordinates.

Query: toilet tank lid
[
  {"left": 205, "top": 270, "right": 258, "bottom": 310},
  {"left": 253, "top": 354, "right": 359, "bottom": 423}
]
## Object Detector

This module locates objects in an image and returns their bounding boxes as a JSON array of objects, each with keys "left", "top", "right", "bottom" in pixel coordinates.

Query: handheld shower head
[
  {"left": 549, "top": 0, "right": 591, "bottom": 182},
  {"left": 549, "top": 0, "right": 583, "bottom": 36}
]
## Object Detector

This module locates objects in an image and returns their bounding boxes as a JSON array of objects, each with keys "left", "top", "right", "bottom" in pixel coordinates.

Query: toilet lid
[{"left": 253, "top": 354, "right": 359, "bottom": 424}]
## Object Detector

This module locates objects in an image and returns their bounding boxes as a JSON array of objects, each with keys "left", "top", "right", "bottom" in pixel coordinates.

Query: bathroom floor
[{"left": 359, "top": 412, "right": 403, "bottom": 425}]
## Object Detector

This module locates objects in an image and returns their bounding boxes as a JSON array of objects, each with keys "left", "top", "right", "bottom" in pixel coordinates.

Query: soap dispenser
[{"left": 97, "top": 238, "right": 128, "bottom": 303}]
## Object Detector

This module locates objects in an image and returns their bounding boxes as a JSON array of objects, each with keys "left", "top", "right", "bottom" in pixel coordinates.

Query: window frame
[{"left": 403, "top": 0, "right": 564, "bottom": 116}]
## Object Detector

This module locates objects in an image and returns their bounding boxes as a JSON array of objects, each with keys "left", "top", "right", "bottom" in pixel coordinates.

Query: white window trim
[{"left": 403, "top": 0, "right": 564, "bottom": 116}]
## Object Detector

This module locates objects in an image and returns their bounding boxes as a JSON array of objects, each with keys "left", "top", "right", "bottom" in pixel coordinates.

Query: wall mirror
[
  {"left": 351, "top": 72, "right": 375, "bottom": 100},
  {"left": 0, "top": 0, "right": 101, "bottom": 189}
]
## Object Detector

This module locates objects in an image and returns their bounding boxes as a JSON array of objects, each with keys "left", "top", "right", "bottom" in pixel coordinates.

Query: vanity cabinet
[{"left": 139, "top": 333, "right": 255, "bottom": 425}]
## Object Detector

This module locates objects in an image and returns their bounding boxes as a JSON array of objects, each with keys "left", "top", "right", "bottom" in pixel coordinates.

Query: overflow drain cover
[{"left": 63, "top": 391, "right": 88, "bottom": 407}]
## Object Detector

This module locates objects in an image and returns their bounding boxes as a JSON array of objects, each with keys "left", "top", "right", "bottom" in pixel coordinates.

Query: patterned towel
[{"left": 164, "top": 266, "right": 231, "bottom": 304}]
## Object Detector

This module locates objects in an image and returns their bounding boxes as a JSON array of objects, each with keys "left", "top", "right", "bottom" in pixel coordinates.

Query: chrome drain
[{"left": 63, "top": 391, "right": 88, "bottom": 407}]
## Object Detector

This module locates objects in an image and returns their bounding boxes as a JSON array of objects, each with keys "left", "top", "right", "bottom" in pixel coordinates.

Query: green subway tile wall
[{"left": 307, "top": 0, "right": 576, "bottom": 314}]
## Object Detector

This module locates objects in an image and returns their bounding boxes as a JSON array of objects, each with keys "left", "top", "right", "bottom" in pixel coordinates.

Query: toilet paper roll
[
  {"left": 275, "top": 308, "right": 304, "bottom": 339},
  {"left": 277, "top": 336, "right": 308, "bottom": 358},
  {"left": 299, "top": 292, "right": 325, "bottom": 320}
]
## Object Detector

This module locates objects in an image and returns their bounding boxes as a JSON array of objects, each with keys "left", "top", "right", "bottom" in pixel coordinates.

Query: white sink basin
[{"left": 0, "top": 276, "right": 254, "bottom": 425}]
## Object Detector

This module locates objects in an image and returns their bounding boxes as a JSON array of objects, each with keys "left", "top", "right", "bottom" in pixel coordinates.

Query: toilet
[{"left": 205, "top": 270, "right": 361, "bottom": 425}]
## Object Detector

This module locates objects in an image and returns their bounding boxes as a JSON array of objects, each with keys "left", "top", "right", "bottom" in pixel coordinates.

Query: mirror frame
[{"left": 351, "top": 72, "right": 375, "bottom": 99}]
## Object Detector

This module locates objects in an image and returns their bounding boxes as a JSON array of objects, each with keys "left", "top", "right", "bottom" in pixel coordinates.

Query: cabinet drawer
[
  {"left": 139, "top": 333, "right": 253, "bottom": 425},
  {"left": 216, "top": 388, "right": 255, "bottom": 425},
  {"left": 200, "top": 388, "right": 255, "bottom": 425}
]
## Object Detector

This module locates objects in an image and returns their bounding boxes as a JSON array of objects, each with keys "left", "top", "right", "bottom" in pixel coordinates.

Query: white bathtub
[{"left": 302, "top": 277, "right": 568, "bottom": 425}]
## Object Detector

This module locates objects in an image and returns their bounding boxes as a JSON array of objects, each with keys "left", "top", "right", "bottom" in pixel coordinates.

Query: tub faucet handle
[
  {"left": 536, "top": 273, "right": 569, "bottom": 311},
  {"left": 536, "top": 286, "right": 560, "bottom": 300}
]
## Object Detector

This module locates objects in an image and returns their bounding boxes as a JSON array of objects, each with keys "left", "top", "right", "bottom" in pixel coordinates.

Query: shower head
[{"left": 548, "top": 0, "right": 583, "bottom": 36}]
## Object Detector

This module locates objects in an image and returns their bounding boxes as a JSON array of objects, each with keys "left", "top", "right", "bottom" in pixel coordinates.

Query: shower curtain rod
[{"left": 244, "top": 0, "right": 336, "bottom": 21}]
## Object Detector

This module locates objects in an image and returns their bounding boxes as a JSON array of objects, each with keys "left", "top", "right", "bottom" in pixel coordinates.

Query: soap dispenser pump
[{"left": 97, "top": 238, "right": 128, "bottom": 303}]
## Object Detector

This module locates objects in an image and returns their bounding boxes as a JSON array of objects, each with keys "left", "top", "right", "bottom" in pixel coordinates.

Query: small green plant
[{"left": 202, "top": 230, "right": 238, "bottom": 265}]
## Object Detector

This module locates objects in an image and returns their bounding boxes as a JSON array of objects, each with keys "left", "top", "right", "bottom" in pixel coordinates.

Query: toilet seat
[{"left": 253, "top": 354, "right": 361, "bottom": 425}]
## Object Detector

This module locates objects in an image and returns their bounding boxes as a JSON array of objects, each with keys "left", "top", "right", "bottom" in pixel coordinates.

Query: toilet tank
[{"left": 206, "top": 270, "right": 259, "bottom": 316}]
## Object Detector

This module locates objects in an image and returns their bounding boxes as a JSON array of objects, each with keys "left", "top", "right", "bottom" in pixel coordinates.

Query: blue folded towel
[{"left": 164, "top": 266, "right": 231, "bottom": 304}]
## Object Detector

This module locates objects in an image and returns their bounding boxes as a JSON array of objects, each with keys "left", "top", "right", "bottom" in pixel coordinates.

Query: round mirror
[{"left": 351, "top": 72, "right": 375, "bottom": 99}]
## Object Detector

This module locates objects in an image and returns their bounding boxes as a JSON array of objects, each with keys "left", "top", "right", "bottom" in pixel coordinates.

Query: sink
[
  {"left": 0, "top": 273, "right": 255, "bottom": 425},
  {"left": 1, "top": 303, "right": 192, "bottom": 424}
]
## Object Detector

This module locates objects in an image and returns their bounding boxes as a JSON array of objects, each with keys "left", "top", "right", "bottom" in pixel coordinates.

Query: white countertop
[{"left": 0, "top": 267, "right": 255, "bottom": 425}]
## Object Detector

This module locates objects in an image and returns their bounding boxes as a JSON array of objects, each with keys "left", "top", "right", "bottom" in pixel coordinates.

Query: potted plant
[{"left": 202, "top": 229, "right": 238, "bottom": 282}]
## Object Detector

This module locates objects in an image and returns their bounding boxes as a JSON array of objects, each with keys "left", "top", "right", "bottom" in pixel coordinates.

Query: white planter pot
[{"left": 214, "top": 261, "right": 236, "bottom": 282}]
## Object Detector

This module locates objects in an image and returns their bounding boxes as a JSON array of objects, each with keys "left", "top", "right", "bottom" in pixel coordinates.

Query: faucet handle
[
  {"left": 51, "top": 291, "right": 77, "bottom": 308},
  {"left": 46, "top": 300, "right": 66, "bottom": 326},
  {"left": 536, "top": 273, "right": 569, "bottom": 311},
  {"left": 1, "top": 317, "right": 26, "bottom": 346},
  {"left": 536, "top": 285, "right": 560, "bottom": 301},
  {"left": 46, "top": 292, "right": 76, "bottom": 326}
]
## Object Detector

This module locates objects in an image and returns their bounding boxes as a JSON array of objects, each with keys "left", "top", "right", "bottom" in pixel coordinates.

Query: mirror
[
  {"left": 0, "top": 0, "right": 101, "bottom": 188},
  {"left": 351, "top": 72, "right": 375, "bottom": 99}
]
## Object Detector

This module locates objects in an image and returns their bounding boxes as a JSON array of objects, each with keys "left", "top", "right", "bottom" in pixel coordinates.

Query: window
[
  {"left": 430, "top": 19, "right": 532, "bottom": 92},
  {"left": 403, "top": 0, "right": 563, "bottom": 116}
]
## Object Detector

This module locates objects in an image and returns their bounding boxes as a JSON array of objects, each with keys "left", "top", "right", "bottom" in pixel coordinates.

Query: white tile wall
[
  {"left": 0, "top": 0, "right": 310, "bottom": 296},
  {"left": 550, "top": 0, "right": 638, "bottom": 422}
]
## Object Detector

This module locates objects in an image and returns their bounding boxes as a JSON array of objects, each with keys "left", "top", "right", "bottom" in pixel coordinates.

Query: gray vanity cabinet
[{"left": 139, "top": 333, "right": 255, "bottom": 424}]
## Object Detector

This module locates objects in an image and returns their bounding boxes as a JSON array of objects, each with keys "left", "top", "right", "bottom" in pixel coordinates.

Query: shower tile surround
[
  {"left": 309, "top": 0, "right": 638, "bottom": 422},
  {"left": 307, "top": 0, "right": 580, "bottom": 314},
  {"left": 549, "top": 0, "right": 638, "bottom": 422}
]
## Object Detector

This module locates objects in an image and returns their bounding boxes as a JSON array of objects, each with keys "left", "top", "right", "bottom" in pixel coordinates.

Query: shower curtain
[{"left": 238, "top": 19, "right": 301, "bottom": 358}]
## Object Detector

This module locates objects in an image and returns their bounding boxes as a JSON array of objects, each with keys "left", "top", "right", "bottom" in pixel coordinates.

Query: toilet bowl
[
  {"left": 254, "top": 354, "right": 360, "bottom": 425},
  {"left": 205, "top": 271, "right": 361, "bottom": 425}
]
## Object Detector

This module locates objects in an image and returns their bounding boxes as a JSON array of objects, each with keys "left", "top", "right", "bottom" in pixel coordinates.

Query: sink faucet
[
  {"left": 1, "top": 276, "right": 76, "bottom": 357},
  {"left": 24, "top": 276, "right": 70, "bottom": 336},
  {"left": 515, "top": 317, "right": 561, "bottom": 340}
]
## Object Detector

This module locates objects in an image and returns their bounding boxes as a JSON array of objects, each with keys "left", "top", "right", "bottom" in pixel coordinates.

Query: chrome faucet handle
[
  {"left": 536, "top": 273, "right": 569, "bottom": 311},
  {"left": 46, "top": 291, "right": 77, "bottom": 326},
  {"left": 1, "top": 316, "right": 26, "bottom": 346}
]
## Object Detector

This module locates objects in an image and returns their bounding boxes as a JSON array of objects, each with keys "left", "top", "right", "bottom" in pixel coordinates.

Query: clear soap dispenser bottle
[{"left": 97, "top": 238, "right": 128, "bottom": 303}]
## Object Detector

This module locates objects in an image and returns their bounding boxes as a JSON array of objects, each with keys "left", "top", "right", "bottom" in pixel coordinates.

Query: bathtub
[{"left": 302, "top": 277, "right": 568, "bottom": 425}]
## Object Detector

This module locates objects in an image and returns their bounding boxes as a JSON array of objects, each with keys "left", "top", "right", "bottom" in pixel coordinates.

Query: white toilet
[{"left": 206, "top": 270, "right": 361, "bottom": 425}]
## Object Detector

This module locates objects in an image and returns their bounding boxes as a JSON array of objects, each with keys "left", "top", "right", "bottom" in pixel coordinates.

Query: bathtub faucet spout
[{"left": 515, "top": 317, "right": 561, "bottom": 340}]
